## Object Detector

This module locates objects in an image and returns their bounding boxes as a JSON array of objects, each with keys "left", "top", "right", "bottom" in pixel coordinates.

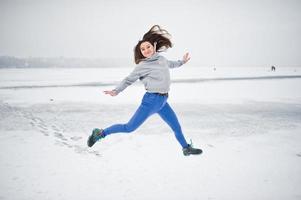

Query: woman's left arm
[{"left": 168, "top": 52, "right": 191, "bottom": 68}]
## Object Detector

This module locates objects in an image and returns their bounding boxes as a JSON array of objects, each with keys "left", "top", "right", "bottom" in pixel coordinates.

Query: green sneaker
[
  {"left": 183, "top": 140, "right": 202, "bottom": 156},
  {"left": 87, "top": 128, "right": 105, "bottom": 147}
]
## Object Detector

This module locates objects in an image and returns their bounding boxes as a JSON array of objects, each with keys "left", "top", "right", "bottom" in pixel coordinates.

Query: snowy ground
[{"left": 0, "top": 67, "right": 301, "bottom": 200}]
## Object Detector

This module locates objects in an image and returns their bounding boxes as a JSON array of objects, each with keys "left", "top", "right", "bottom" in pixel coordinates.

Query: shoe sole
[
  {"left": 87, "top": 135, "right": 96, "bottom": 147},
  {"left": 183, "top": 149, "right": 203, "bottom": 156}
]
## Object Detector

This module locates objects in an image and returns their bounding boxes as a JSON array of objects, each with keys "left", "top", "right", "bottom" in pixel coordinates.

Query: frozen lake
[{"left": 0, "top": 67, "right": 301, "bottom": 200}]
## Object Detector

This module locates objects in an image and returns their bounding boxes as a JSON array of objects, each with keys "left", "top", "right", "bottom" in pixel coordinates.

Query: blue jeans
[{"left": 103, "top": 92, "right": 188, "bottom": 148}]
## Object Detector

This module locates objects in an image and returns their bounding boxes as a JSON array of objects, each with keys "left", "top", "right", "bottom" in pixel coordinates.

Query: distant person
[
  {"left": 271, "top": 65, "right": 276, "bottom": 71},
  {"left": 87, "top": 25, "right": 202, "bottom": 156}
]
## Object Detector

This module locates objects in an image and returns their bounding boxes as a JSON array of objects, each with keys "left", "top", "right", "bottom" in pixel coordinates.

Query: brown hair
[{"left": 134, "top": 25, "right": 173, "bottom": 64}]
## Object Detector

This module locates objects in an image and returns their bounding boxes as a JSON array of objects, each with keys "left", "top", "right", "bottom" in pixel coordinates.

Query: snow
[{"left": 0, "top": 66, "right": 301, "bottom": 200}]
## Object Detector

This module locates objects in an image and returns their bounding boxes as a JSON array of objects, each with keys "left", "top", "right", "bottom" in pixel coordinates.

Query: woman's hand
[
  {"left": 104, "top": 90, "right": 118, "bottom": 96},
  {"left": 182, "top": 52, "right": 191, "bottom": 64}
]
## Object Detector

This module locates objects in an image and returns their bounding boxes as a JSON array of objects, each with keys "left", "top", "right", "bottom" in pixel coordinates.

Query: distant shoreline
[{"left": 1, "top": 75, "right": 301, "bottom": 90}]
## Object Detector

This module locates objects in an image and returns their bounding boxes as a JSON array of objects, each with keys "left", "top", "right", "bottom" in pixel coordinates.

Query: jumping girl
[{"left": 87, "top": 25, "right": 202, "bottom": 156}]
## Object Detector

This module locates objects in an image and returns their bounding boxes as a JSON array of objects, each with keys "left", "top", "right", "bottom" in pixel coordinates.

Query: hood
[{"left": 141, "top": 52, "right": 160, "bottom": 63}]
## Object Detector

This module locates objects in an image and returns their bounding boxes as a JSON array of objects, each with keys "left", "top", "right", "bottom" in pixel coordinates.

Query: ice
[{"left": 0, "top": 67, "right": 301, "bottom": 200}]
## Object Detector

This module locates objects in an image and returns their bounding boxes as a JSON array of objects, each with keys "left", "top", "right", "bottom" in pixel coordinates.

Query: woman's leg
[
  {"left": 102, "top": 93, "right": 164, "bottom": 136},
  {"left": 103, "top": 103, "right": 153, "bottom": 136},
  {"left": 158, "top": 102, "right": 188, "bottom": 148}
]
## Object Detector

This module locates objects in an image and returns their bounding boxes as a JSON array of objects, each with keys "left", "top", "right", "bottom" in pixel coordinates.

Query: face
[{"left": 140, "top": 41, "right": 155, "bottom": 58}]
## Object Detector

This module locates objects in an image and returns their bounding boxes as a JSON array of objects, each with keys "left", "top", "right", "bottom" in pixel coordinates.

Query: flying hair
[{"left": 134, "top": 25, "right": 173, "bottom": 64}]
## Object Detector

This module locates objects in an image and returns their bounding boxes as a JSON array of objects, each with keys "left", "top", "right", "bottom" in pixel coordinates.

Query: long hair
[{"left": 134, "top": 25, "right": 172, "bottom": 64}]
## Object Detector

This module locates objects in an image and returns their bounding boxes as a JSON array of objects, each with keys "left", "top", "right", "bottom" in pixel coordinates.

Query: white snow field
[{"left": 0, "top": 66, "right": 301, "bottom": 200}]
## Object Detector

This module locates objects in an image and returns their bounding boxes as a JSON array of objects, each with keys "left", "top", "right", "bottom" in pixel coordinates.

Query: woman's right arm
[{"left": 104, "top": 67, "right": 140, "bottom": 96}]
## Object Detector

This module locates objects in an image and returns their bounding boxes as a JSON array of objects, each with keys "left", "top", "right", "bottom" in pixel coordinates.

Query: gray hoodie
[{"left": 114, "top": 53, "right": 184, "bottom": 94}]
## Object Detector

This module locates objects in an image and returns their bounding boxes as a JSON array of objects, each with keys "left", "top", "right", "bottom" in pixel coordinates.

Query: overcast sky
[{"left": 0, "top": 0, "right": 300, "bottom": 67}]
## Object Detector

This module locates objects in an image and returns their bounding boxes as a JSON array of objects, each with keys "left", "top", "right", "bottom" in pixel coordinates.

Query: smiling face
[{"left": 140, "top": 41, "right": 155, "bottom": 58}]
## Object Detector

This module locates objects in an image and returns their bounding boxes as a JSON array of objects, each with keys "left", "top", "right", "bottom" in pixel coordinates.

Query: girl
[{"left": 87, "top": 25, "right": 202, "bottom": 156}]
